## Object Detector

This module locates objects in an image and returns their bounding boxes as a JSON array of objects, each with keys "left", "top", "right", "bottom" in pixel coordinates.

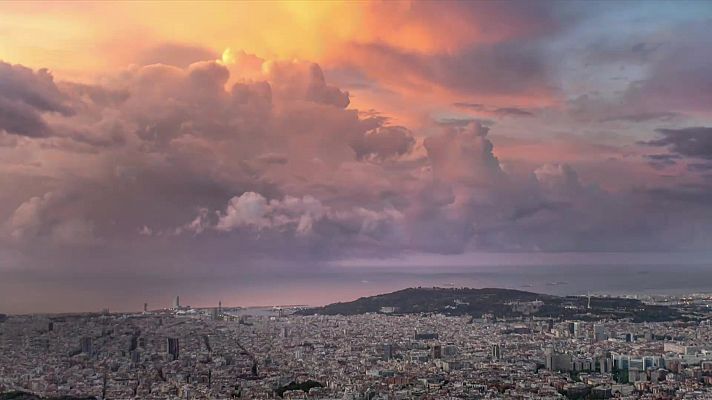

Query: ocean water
[{"left": 4, "top": 264, "right": 712, "bottom": 314}]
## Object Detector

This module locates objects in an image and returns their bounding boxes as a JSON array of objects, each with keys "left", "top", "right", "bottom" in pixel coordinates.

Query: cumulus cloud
[
  {"left": 207, "top": 191, "right": 403, "bottom": 242},
  {"left": 350, "top": 126, "right": 415, "bottom": 161},
  {"left": 424, "top": 120, "right": 502, "bottom": 185},
  {"left": 534, "top": 163, "right": 582, "bottom": 197},
  {"left": 1, "top": 50, "right": 712, "bottom": 283},
  {"left": 0, "top": 61, "right": 72, "bottom": 137},
  {"left": 5, "top": 191, "right": 96, "bottom": 246}
]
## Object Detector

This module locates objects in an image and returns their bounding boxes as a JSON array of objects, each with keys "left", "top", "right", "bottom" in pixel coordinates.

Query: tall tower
[
  {"left": 143, "top": 303, "right": 148, "bottom": 313},
  {"left": 492, "top": 344, "right": 502, "bottom": 360},
  {"left": 81, "top": 337, "right": 93, "bottom": 355},
  {"left": 173, "top": 296, "right": 180, "bottom": 309},
  {"left": 167, "top": 337, "right": 179, "bottom": 360}
]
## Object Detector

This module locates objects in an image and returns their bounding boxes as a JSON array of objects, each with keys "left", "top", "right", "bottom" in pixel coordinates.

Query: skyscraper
[
  {"left": 594, "top": 324, "right": 606, "bottom": 342},
  {"left": 492, "top": 344, "right": 501, "bottom": 360},
  {"left": 431, "top": 344, "right": 442, "bottom": 359},
  {"left": 80, "top": 337, "right": 93, "bottom": 355},
  {"left": 383, "top": 344, "right": 393, "bottom": 361},
  {"left": 167, "top": 337, "right": 179, "bottom": 360},
  {"left": 173, "top": 296, "right": 180, "bottom": 309}
]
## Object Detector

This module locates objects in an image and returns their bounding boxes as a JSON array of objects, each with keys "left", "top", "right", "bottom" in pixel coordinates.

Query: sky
[{"left": 2, "top": 1, "right": 712, "bottom": 313}]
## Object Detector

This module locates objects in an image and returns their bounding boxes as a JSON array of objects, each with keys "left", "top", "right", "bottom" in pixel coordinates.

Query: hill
[{"left": 296, "top": 287, "right": 682, "bottom": 322}]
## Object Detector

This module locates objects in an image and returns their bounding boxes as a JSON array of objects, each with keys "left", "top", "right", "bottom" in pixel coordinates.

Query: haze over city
[{"left": 2, "top": 1, "right": 712, "bottom": 314}]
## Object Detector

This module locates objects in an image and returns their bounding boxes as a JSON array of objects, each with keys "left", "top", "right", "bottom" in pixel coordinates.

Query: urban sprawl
[{"left": 4, "top": 294, "right": 712, "bottom": 399}]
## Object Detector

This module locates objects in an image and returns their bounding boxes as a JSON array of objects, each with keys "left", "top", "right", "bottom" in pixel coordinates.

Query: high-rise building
[
  {"left": 129, "top": 335, "right": 138, "bottom": 352},
  {"left": 143, "top": 303, "right": 148, "bottom": 313},
  {"left": 432, "top": 344, "right": 442, "bottom": 359},
  {"left": 492, "top": 344, "right": 501, "bottom": 360},
  {"left": 167, "top": 337, "right": 179, "bottom": 360},
  {"left": 383, "top": 344, "right": 393, "bottom": 361},
  {"left": 546, "top": 348, "right": 572, "bottom": 371},
  {"left": 594, "top": 324, "right": 606, "bottom": 342},
  {"left": 173, "top": 296, "right": 180, "bottom": 309},
  {"left": 80, "top": 337, "right": 93, "bottom": 355}
]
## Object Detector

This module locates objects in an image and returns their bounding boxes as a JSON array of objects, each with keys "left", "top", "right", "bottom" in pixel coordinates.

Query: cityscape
[
  {"left": 3, "top": 1, "right": 712, "bottom": 399},
  {"left": 5, "top": 289, "right": 712, "bottom": 399}
]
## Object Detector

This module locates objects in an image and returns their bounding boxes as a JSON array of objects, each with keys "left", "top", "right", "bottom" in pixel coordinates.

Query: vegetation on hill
[
  {"left": 296, "top": 287, "right": 684, "bottom": 322},
  {"left": 275, "top": 380, "right": 323, "bottom": 398}
]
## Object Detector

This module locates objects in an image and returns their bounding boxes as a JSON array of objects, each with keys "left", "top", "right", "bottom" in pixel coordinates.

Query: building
[
  {"left": 431, "top": 344, "right": 442, "bottom": 359},
  {"left": 491, "top": 344, "right": 501, "bottom": 360},
  {"left": 167, "top": 337, "right": 179, "bottom": 360},
  {"left": 546, "top": 348, "right": 572, "bottom": 371},
  {"left": 173, "top": 296, "right": 180, "bottom": 309},
  {"left": 414, "top": 331, "right": 438, "bottom": 340},
  {"left": 80, "top": 336, "right": 93, "bottom": 355},
  {"left": 594, "top": 324, "right": 606, "bottom": 342},
  {"left": 383, "top": 344, "right": 393, "bottom": 361}
]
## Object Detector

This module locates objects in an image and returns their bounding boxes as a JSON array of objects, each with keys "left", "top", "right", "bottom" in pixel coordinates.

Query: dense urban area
[{"left": 4, "top": 289, "right": 712, "bottom": 399}]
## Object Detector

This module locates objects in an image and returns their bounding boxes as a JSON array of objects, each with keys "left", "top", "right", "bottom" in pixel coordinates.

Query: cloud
[
  {"left": 643, "top": 127, "right": 712, "bottom": 160},
  {"left": 424, "top": 120, "right": 502, "bottom": 185},
  {"left": 645, "top": 153, "right": 681, "bottom": 170},
  {"left": 350, "top": 126, "right": 415, "bottom": 161},
  {"left": 136, "top": 43, "right": 219, "bottom": 68},
  {"left": 453, "top": 102, "right": 534, "bottom": 117},
  {"left": 600, "top": 112, "right": 679, "bottom": 123},
  {"left": 5, "top": 191, "right": 96, "bottom": 246},
  {"left": 533, "top": 163, "right": 582, "bottom": 197},
  {"left": 342, "top": 41, "right": 556, "bottom": 102},
  {"left": 2, "top": 51, "right": 712, "bottom": 286},
  {"left": 0, "top": 61, "right": 72, "bottom": 137}
]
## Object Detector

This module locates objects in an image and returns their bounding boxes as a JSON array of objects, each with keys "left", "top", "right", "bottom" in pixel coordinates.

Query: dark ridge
[{"left": 296, "top": 287, "right": 683, "bottom": 322}]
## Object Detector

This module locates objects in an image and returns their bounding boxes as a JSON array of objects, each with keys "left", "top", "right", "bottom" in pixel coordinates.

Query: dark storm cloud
[
  {"left": 643, "top": 127, "right": 712, "bottom": 160},
  {"left": 644, "top": 153, "right": 681, "bottom": 170},
  {"left": 0, "top": 61, "right": 72, "bottom": 137},
  {"left": 687, "top": 163, "right": 712, "bottom": 173},
  {"left": 453, "top": 102, "right": 534, "bottom": 117},
  {"left": 600, "top": 112, "right": 678, "bottom": 123}
]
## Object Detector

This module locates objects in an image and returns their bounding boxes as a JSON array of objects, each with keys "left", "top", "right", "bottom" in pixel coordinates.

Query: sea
[{"left": 4, "top": 263, "right": 712, "bottom": 314}]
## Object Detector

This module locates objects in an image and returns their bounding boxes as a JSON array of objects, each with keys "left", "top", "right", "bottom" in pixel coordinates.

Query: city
[
  {"left": 2, "top": 1, "right": 712, "bottom": 399},
  {"left": 4, "top": 290, "right": 712, "bottom": 399}
]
